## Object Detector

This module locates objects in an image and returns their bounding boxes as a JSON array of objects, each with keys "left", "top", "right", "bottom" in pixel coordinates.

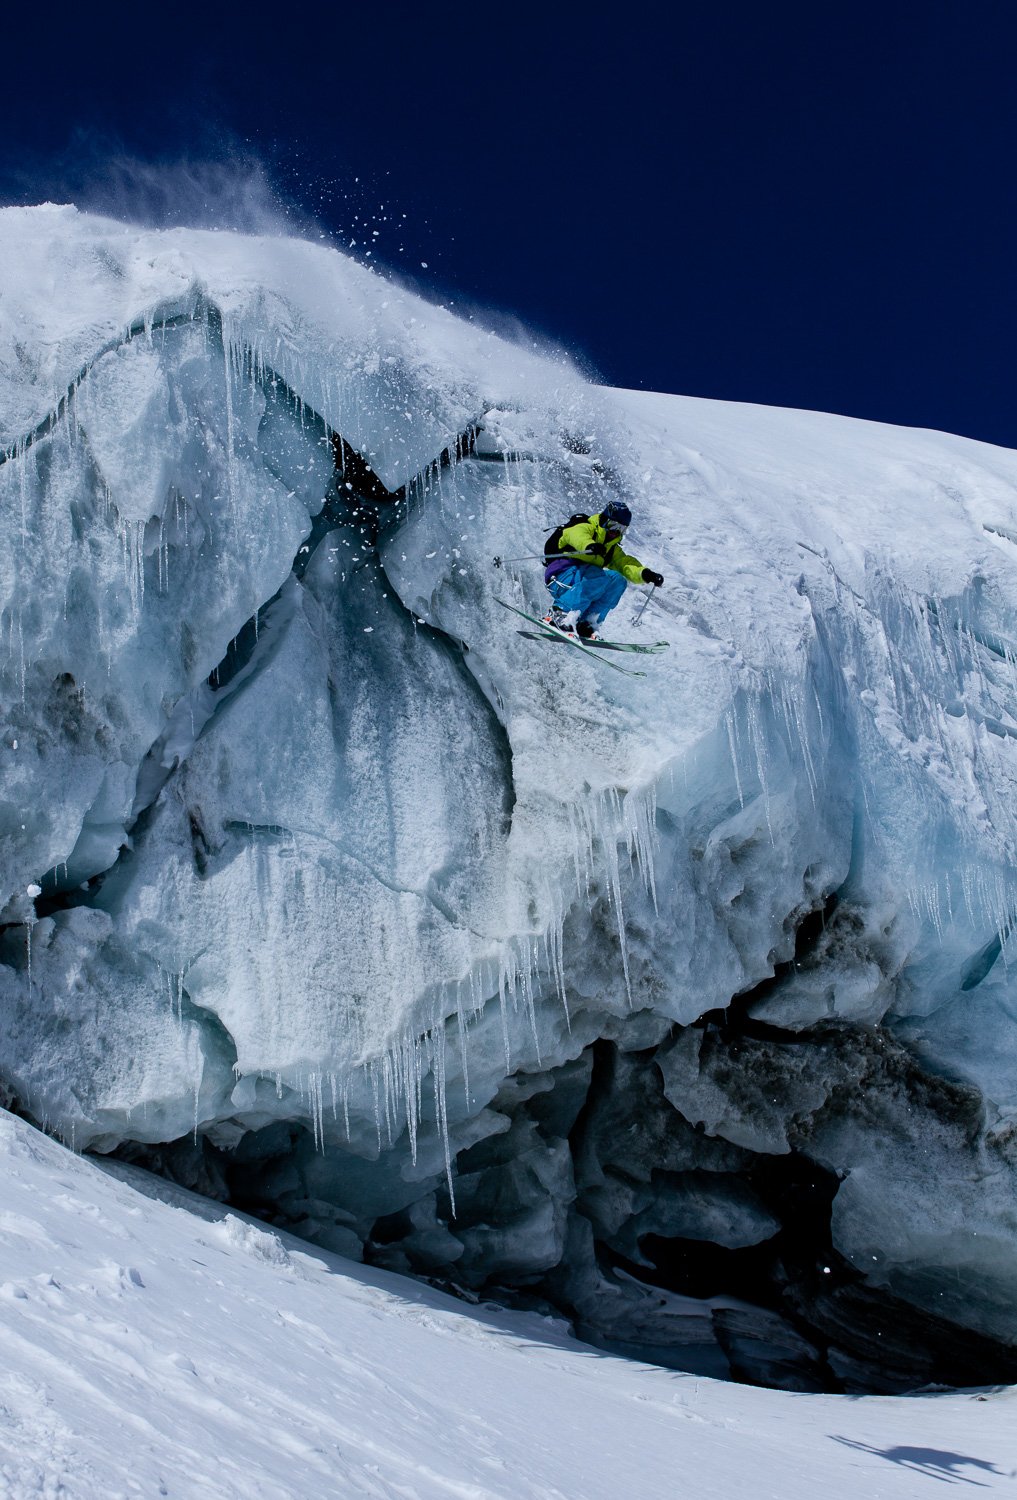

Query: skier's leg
[
  {"left": 576, "top": 569, "right": 626, "bottom": 632},
  {"left": 545, "top": 565, "right": 585, "bottom": 627},
  {"left": 544, "top": 581, "right": 570, "bottom": 628}
]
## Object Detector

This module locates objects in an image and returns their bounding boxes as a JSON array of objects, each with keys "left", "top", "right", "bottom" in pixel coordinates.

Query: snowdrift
[
  {"left": 4, "top": 204, "right": 1017, "bottom": 1389},
  {"left": 3, "top": 1107, "right": 1015, "bottom": 1498}
]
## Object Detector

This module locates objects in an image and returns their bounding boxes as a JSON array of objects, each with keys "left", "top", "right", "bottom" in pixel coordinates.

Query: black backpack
[{"left": 544, "top": 512, "right": 589, "bottom": 561}]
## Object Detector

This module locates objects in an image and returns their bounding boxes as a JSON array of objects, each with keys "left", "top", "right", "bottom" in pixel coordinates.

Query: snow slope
[
  {"left": 0, "top": 1108, "right": 1014, "bottom": 1499},
  {"left": 4, "top": 204, "right": 1017, "bottom": 1384}
]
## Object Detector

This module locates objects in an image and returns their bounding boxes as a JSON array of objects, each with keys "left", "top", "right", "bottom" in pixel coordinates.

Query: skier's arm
[
  {"left": 558, "top": 520, "right": 607, "bottom": 564},
  {"left": 609, "top": 544, "right": 653, "bottom": 584}
]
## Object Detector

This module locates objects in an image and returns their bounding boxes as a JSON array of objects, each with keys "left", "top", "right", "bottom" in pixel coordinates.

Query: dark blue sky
[{"left": 2, "top": 2, "right": 1015, "bottom": 447}]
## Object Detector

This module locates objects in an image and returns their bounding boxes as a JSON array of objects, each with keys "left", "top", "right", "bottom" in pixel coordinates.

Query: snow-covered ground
[{"left": 0, "top": 1108, "right": 1013, "bottom": 1499}]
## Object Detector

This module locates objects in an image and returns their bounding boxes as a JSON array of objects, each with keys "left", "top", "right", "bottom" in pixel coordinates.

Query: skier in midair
[{"left": 543, "top": 500, "right": 664, "bottom": 639}]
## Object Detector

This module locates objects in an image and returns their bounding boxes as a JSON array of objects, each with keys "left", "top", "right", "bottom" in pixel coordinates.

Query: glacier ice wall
[{"left": 4, "top": 205, "right": 1017, "bottom": 1390}]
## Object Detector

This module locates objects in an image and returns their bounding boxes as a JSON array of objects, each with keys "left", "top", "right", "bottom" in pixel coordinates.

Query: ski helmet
[{"left": 601, "top": 500, "right": 632, "bottom": 530}]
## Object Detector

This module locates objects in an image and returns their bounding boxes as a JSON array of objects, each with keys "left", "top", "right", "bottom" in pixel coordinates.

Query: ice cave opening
[{"left": 101, "top": 1008, "right": 1017, "bottom": 1396}]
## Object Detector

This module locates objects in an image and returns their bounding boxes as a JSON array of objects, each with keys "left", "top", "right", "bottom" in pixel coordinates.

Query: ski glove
[{"left": 642, "top": 569, "right": 664, "bottom": 587}]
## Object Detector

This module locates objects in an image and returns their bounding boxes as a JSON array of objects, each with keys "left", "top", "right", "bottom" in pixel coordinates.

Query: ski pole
[
  {"left": 633, "top": 585, "right": 657, "bottom": 627},
  {"left": 493, "top": 553, "right": 576, "bottom": 568}
]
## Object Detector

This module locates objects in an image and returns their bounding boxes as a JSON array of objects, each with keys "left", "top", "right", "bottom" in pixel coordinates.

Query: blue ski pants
[{"left": 546, "top": 563, "right": 627, "bottom": 625}]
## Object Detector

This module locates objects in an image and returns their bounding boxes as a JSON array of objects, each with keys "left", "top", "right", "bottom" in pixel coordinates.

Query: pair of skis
[{"left": 494, "top": 598, "right": 669, "bottom": 679}]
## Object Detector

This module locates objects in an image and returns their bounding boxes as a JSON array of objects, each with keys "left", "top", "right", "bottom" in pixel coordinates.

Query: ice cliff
[{"left": 3, "top": 203, "right": 1017, "bottom": 1392}]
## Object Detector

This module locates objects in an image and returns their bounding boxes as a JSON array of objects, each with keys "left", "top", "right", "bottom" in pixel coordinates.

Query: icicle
[
  {"left": 221, "top": 318, "right": 240, "bottom": 522},
  {"left": 608, "top": 843, "right": 632, "bottom": 1005},
  {"left": 401, "top": 1034, "right": 419, "bottom": 1166},
  {"left": 726, "top": 709, "right": 746, "bottom": 810},
  {"left": 309, "top": 1071, "right": 324, "bottom": 1152},
  {"left": 429, "top": 1017, "right": 455, "bottom": 1216},
  {"left": 370, "top": 1061, "right": 382, "bottom": 1152},
  {"left": 192, "top": 1043, "right": 205, "bottom": 1144},
  {"left": 455, "top": 979, "right": 471, "bottom": 1105},
  {"left": 496, "top": 962, "right": 512, "bottom": 1074},
  {"left": 746, "top": 693, "right": 775, "bottom": 847},
  {"left": 521, "top": 940, "right": 541, "bottom": 1061}
]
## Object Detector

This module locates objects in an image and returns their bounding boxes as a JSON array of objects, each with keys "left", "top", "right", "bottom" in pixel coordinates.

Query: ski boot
[
  {"left": 576, "top": 619, "right": 600, "bottom": 641},
  {"left": 543, "top": 607, "right": 573, "bottom": 632}
]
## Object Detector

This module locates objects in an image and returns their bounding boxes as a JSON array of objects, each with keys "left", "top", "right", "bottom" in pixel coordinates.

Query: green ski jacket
[{"left": 558, "top": 513, "right": 647, "bottom": 583}]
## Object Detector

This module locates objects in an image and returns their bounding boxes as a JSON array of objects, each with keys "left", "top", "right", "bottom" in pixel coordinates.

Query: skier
[{"left": 543, "top": 501, "right": 664, "bottom": 639}]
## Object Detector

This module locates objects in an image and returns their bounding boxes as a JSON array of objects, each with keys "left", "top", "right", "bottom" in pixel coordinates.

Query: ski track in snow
[{"left": 0, "top": 1111, "right": 1013, "bottom": 1499}]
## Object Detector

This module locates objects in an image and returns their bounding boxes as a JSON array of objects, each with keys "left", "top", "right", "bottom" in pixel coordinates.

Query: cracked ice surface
[{"left": 4, "top": 206, "right": 1017, "bottom": 1379}]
